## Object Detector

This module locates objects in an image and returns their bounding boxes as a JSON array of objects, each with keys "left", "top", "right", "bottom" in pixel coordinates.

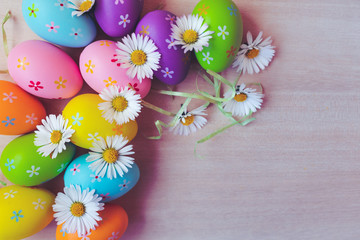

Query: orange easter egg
[
  {"left": 56, "top": 204, "right": 128, "bottom": 240},
  {"left": 0, "top": 80, "right": 46, "bottom": 135}
]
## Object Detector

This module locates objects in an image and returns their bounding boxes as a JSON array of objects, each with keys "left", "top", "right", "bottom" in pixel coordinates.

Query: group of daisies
[{"left": 30, "top": 0, "right": 276, "bottom": 237}]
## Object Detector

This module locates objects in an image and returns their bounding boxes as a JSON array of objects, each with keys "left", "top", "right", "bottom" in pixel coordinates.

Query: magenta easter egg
[
  {"left": 135, "top": 10, "right": 191, "bottom": 85},
  {"left": 94, "top": 0, "right": 144, "bottom": 37},
  {"left": 8, "top": 40, "right": 83, "bottom": 99},
  {"left": 79, "top": 40, "right": 151, "bottom": 98}
]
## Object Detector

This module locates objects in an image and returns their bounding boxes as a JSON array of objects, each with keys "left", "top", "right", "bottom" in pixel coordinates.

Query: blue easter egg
[
  {"left": 22, "top": 0, "right": 97, "bottom": 48},
  {"left": 64, "top": 154, "right": 140, "bottom": 202}
]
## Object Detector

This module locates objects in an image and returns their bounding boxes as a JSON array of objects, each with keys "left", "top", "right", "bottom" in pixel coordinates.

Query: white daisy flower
[
  {"left": 53, "top": 185, "right": 104, "bottom": 237},
  {"left": 86, "top": 135, "right": 135, "bottom": 179},
  {"left": 170, "top": 105, "right": 207, "bottom": 136},
  {"left": 67, "top": 0, "right": 95, "bottom": 17},
  {"left": 233, "top": 31, "right": 275, "bottom": 75},
  {"left": 170, "top": 14, "right": 214, "bottom": 53},
  {"left": 98, "top": 85, "right": 142, "bottom": 125},
  {"left": 34, "top": 114, "right": 75, "bottom": 159},
  {"left": 116, "top": 33, "right": 161, "bottom": 82},
  {"left": 222, "top": 83, "right": 264, "bottom": 117}
]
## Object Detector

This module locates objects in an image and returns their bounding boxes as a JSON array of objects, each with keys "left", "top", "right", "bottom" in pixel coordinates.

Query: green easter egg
[
  {"left": 0, "top": 133, "right": 76, "bottom": 186},
  {"left": 193, "top": 0, "right": 243, "bottom": 72}
]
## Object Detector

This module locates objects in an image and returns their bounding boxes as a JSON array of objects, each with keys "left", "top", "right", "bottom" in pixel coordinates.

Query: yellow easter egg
[
  {"left": 0, "top": 185, "right": 55, "bottom": 240},
  {"left": 62, "top": 94, "right": 138, "bottom": 149}
]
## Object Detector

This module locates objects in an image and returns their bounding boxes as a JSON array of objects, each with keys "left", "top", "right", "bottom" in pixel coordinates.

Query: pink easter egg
[
  {"left": 7, "top": 40, "right": 83, "bottom": 99},
  {"left": 79, "top": 40, "right": 151, "bottom": 98}
]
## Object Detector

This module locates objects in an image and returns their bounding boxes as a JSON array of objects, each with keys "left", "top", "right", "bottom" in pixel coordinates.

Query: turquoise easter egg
[
  {"left": 0, "top": 133, "right": 76, "bottom": 186},
  {"left": 64, "top": 154, "right": 140, "bottom": 202},
  {"left": 192, "top": 0, "right": 243, "bottom": 72},
  {"left": 22, "top": 0, "right": 97, "bottom": 48}
]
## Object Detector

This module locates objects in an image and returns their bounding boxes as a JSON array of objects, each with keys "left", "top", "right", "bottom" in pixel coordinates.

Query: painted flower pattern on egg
[
  {"left": 202, "top": 52, "right": 213, "bottom": 64},
  {"left": 198, "top": 4, "right": 210, "bottom": 16},
  {"left": 115, "top": 0, "right": 125, "bottom": 5},
  {"left": 55, "top": 0, "right": 68, "bottom": 10},
  {"left": 227, "top": 5, "right": 238, "bottom": 16},
  {"left": 26, "top": 165, "right": 40, "bottom": 177},
  {"left": 139, "top": 25, "right": 149, "bottom": 36},
  {"left": 10, "top": 210, "right": 24, "bottom": 222},
  {"left": 46, "top": 22, "right": 60, "bottom": 33},
  {"left": 161, "top": 67, "right": 174, "bottom": 79},
  {"left": 28, "top": 81, "right": 44, "bottom": 91},
  {"left": 119, "top": 14, "right": 130, "bottom": 28},
  {"left": 70, "top": 163, "right": 81, "bottom": 175},
  {"left": 55, "top": 76, "right": 67, "bottom": 89},
  {"left": 2, "top": 116, "right": 15, "bottom": 127},
  {"left": 72, "top": 113, "right": 84, "bottom": 126},
  {"left": 5, "top": 159, "right": 15, "bottom": 171},
  {"left": 17, "top": 57, "right": 29, "bottom": 70},
  {"left": 28, "top": 4, "right": 39, "bottom": 18},
  {"left": 4, "top": 189, "right": 17, "bottom": 199},
  {"left": 85, "top": 60, "right": 95, "bottom": 73},
  {"left": 3, "top": 92, "right": 17, "bottom": 103},
  {"left": 70, "top": 28, "right": 83, "bottom": 40},
  {"left": 32, "top": 198, "right": 47, "bottom": 210},
  {"left": 25, "top": 113, "right": 38, "bottom": 125}
]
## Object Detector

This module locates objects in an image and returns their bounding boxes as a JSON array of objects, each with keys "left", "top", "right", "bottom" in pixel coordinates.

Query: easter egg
[
  {"left": 0, "top": 133, "right": 76, "bottom": 186},
  {"left": 192, "top": 0, "right": 243, "bottom": 72},
  {"left": 8, "top": 40, "right": 83, "bottom": 99},
  {"left": 64, "top": 154, "right": 140, "bottom": 202},
  {"left": 22, "top": 0, "right": 97, "bottom": 48},
  {"left": 56, "top": 204, "right": 128, "bottom": 240},
  {"left": 0, "top": 185, "right": 55, "bottom": 240},
  {"left": 0, "top": 80, "right": 46, "bottom": 135},
  {"left": 135, "top": 10, "right": 191, "bottom": 85},
  {"left": 62, "top": 94, "right": 138, "bottom": 149},
  {"left": 79, "top": 40, "right": 151, "bottom": 98},
  {"left": 94, "top": 0, "right": 143, "bottom": 37}
]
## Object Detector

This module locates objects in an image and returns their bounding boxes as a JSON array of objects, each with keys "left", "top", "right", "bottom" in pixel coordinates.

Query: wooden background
[{"left": 1, "top": 0, "right": 360, "bottom": 239}]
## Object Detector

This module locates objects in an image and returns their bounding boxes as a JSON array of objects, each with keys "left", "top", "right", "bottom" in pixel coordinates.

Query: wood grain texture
[{"left": 1, "top": 0, "right": 360, "bottom": 239}]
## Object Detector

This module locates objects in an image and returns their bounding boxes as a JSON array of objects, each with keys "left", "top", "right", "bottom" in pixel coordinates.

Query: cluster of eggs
[{"left": 0, "top": 0, "right": 243, "bottom": 239}]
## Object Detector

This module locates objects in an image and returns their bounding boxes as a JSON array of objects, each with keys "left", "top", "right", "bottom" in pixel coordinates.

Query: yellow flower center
[
  {"left": 182, "top": 29, "right": 198, "bottom": 44},
  {"left": 103, "top": 148, "right": 119, "bottom": 163},
  {"left": 130, "top": 50, "right": 147, "bottom": 66},
  {"left": 181, "top": 115, "right": 194, "bottom": 126},
  {"left": 246, "top": 48, "right": 260, "bottom": 59},
  {"left": 79, "top": 0, "right": 93, "bottom": 12},
  {"left": 70, "top": 202, "right": 86, "bottom": 217},
  {"left": 112, "top": 96, "right": 128, "bottom": 112},
  {"left": 234, "top": 93, "right": 247, "bottom": 102},
  {"left": 50, "top": 130, "right": 62, "bottom": 144}
]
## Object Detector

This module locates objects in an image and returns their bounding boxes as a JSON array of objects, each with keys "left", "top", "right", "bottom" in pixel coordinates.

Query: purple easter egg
[
  {"left": 94, "top": 0, "right": 143, "bottom": 37},
  {"left": 135, "top": 10, "right": 191, "bottom": 85}
]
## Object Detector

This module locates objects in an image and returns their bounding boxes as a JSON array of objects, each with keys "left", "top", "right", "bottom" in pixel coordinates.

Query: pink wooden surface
[{"left": 1, "top": 0, "right": 360, "bottom": 239}]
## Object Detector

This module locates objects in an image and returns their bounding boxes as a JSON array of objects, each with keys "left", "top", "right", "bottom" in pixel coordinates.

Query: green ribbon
[
  {"left": 2, "top": 11, "right": 11, "bottom": 58},
  {"left": 194, "top": 113, "right": 256, "bottom": 157},
  {"left": 153, "top": 89, "right": 219, "bottom": 104},
  {"left": 1, "top": 11, "right": 11, "bottom": 74},
  {"left": 141, "top": 99, "right": 176, "bottom": 117},
  {"left": 197, "top": 114, "right": 255, "bottom": 144},
  {"left": 0, "top": 180, "right": 7, "bottom": 186},
  {"left": 145, "top": 70, "right": 264, "bottom": 152},
  {"left": 247, "top": 82, "right": 264, "bottom": 94},
  {"left": 147, "top": 97, "right": 192, "bottom": 140},
  {"left": 154, "top": 70, "right": 239, "bottom": 104}
]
